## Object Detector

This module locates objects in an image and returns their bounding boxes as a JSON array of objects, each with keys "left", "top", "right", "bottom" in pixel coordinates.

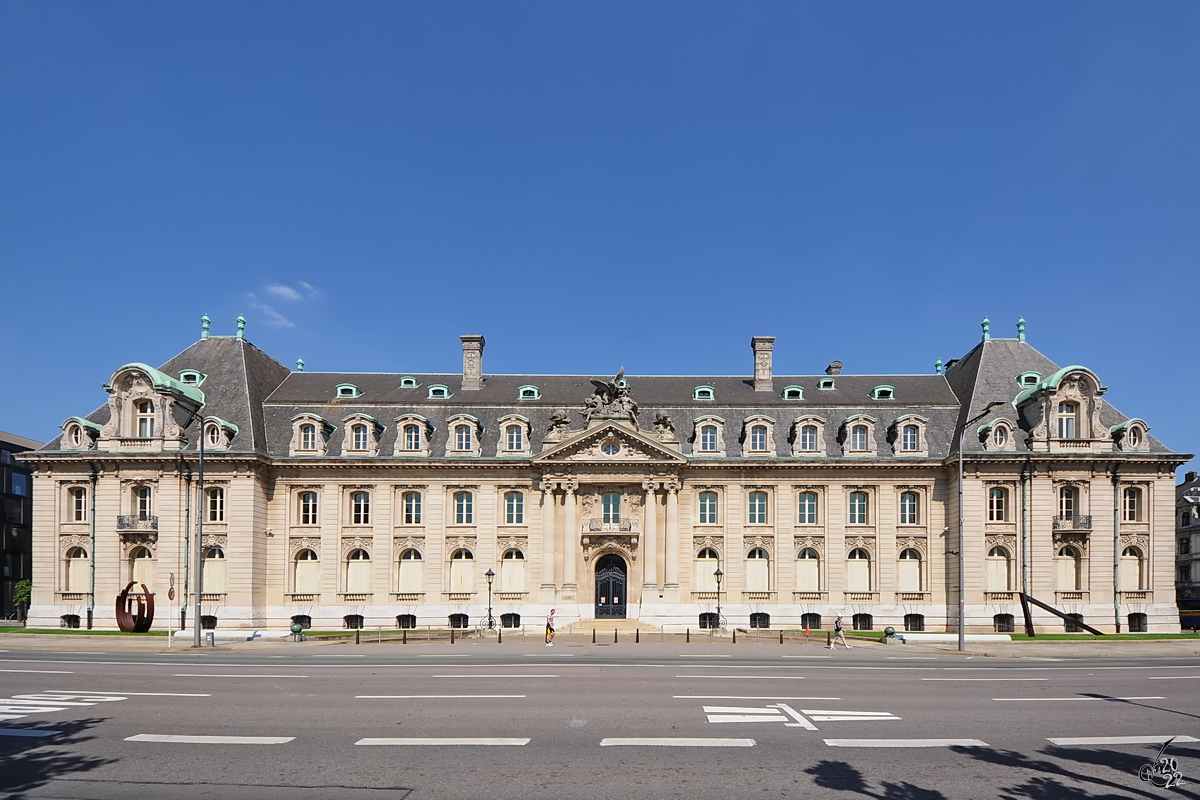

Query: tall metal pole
[
  {"left": 957, "top": 427, "right": 966, "bottom": 652},
  {"left": 1113, "top": 465, "right": 1122, "bottom": 633},
  {"left": 87, "top": 463, "right": 98, "bottom": 630},
  {"left": 193, "top": 418, "right": 205, "bottom": 648}
]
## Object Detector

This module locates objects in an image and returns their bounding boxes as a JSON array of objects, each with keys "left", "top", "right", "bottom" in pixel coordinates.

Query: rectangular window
[
  {"left": 699, "top": 492, "right": 718, "bottom": 525},
  {"left": 505, "top": 492, "right": 524, "bottom": 524},
  {"left": 988, "top": 488, "right": 1007, "bottom": 522},
  {"left": 901, "top": 425, "right": 918, "bottom": 451},
  {"left": 10, "top": 472, "right": 28, "bottom": 496},
  {"left": 1057, "top": 403, "right": 1077, "bottom": 439},
  {"left": 351, "top": 492, "right": 370, "bottom": 525},
  {"left": 748, "top": 492, "right": 768, "bottom": 525},
  {"left": 899, "top": 492, "right": 918, "bottom": 525},
  {"left": 455, "top": 492, "right": 473, "bottom": 525},
  {"left": 207, "top": 488, "right": 225, "bottom": 522},
  {"left": 403, "top": 492, "right": 422, "bottom": 524},
  {"left": 506, "top": 426, "right": 523, "bottom": 451},
  {"left": 353, "top": 425, "right": 369, "bottom": 450},
  {"left": 135, "top": 487, "right": 152, "bottom": 519},
  {"left": 848, "top": 492, "right": 868, "bottom": 525},
  {"left": 797, "top": 492, "right": 817, "bottom": 524},
  {"left": 299, "top": 492, "right": 318, "bottom": 525},
  {"left": 749, "top": 426, "right": 767, "bottom": 451},
  {"left": 70, "top": 487, "right": 87, "bottom": 522},
  {"left": 1122, "top": 488, "right": 1140, "bottom": 522},
  {"left": 455, "top": 426, "right": 472, "bottom": 451},
  {"left": 602, "top": 493, "right": 621, "bottom": 524},
  {"left": 699, "top": 426, "right": 717, "bottom": 452},
  {"left": 404, "top": 425, "right": 421, "bottom": 451},
  {"left": 1058, "top": 487, "right": 1077, "bottom": 518},
  {"left": 850, "top": 426, "right": 868, "bottom": 451},
  {"left": 799, "top": 426, "right": 817, "bottom": 451}
]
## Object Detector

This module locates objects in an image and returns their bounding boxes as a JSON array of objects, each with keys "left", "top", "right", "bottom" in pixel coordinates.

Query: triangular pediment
[{"left": 533, "top": 423, "right": 686, "bottom": 465}]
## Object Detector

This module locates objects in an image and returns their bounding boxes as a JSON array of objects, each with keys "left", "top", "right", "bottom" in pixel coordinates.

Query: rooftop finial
[
  {"left": 1017, "top": 316, "right": 1026, "bottom": 342},
  {"left": 236, "top": 314, "right": 246, "bottom": 340},
  {"left": 981, "top": 317, "right": 991, "bottom": 342},
  {"left": 296, "top": 357, "right": 304, "bottom": 372},
  {"left": 201, "top": 314, "right": 211, "bottom": 339},
  {"left": 935, "top": 358, "right": 943, "bottom": 375}
]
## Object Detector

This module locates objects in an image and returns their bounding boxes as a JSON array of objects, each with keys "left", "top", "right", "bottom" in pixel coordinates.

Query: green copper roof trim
[
  {"left": 206, "top": 416, "right": 239, "bottom": 435},
  {"left": 106, "top": 363, "right": 206, "bottom": 406},
  {"left": 497, "top": 413, "right": 531, "bottom": 424},
  {"left": 395, "top": 413, "right": 430, "bottom": 423},
  {"left": 62, "top": 417, "right": 103, "bottom": 433},
  {"left": 447, "top": 413, "right": 481, "bottom": 424},
  {"left": 1014, "top": 365, "right": 1100, "bottom": 407},
  {"left": 343, "top": 412, "right": 378, "bottom": 424},
  {"left": 894, "top": 413, "right": 929, "bottom": 424},
  {"left": 1109, "top": 418, "right": 1148, "bottom": 434},
  {"left": 844, "top": 413, "right": 877, "bottom": 423}
]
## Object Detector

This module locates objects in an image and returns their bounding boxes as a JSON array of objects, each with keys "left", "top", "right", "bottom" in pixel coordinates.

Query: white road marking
[
  {"left": 705, "top": 705, "right": 786, "bottom": 714},
  {"left": 707, "top": 714, "right": 787, "bottom": 723},
  {"left": 355, "top": 690, "right": 525, "bottom": 695},
  {"left": 601, "top": 738, "right": 754, "bottom": 747},
  {"left": 0, "top": 728, "right": 61, "bottom": 737},
  {"left": 680, "top": 655, "right": 732, "bottom": 658},
  {"left": 825, "top": 739, "right": 988, "bottom": 747},
  {"left": 1048, "top": 735, "right": 1199, "bottom": 746},
  {"left": 887, "top": 657, "right": 937, "bottom": 660},
  {"left": 923, "top": 678, "right": 1047, "bottom": 682},
  {"left": 126, "top": 734, "right": 294, "bottom": 744},
  {"left": 311, "top": 654, "right": 365, "bottom": 658},
  {"left": 782, "top": 656, "right": 832, "bottom": 659},
  {"left": 173, "top": 674, "right": 307, "bottom": 678},
  {"left": 0, "top": 669, "right": 73, "bottom": 674},
  {"left": 773, "top": 703, "right": 819, "bottom": 730},
  {"left": 1148, "top": 676, "right": 1200, "bottom": 680},
  {"left": 356, "top": 737, "right": 529, "bottom": 746},
  {"left": 993, "top": 696, "right": 1165, "bottom": 702},
  {"left": 47, "top": 691, "right": 210, "bottom": 697},
  {"left": 675, "top": 696, "right": 840, "bottom": 700},
  {"left": 418, "top": 654, "right": 472, "bottom": 657},
  {"left": 432, "top": 674, "right": 558, "bottom": 678},
  {"left": 677, "top": 675, "right": 805, "bottom": 680},
  {"left": 523, "top": 654, "right": 576, "bottom": 657}
]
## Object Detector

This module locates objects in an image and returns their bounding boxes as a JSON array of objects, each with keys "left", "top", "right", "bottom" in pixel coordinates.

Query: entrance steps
[{"left": 560, "top": 618, "right": 663, "bottom": 638}]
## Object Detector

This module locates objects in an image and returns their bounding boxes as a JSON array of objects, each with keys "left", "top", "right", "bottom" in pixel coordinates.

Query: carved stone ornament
[
  {"left": 1052, "top": 532, "right": 1089, "bottom": 556},
  {"left": 896, "top": 536, "right": 927, "bottom": 558},
  {"left": 653, "top": 413, "right": 678, "bottom": 443},
  {"left": 392, "top": 536, "right": 425, "bottom": 559},
  {"left": 583, "top": 369, "right": 639, "bottom": 425},
  {"left": 498, "top": 535, "right": 529, "bottom": 554},
  {"left": 341, "top": 537, "right": 372, "bottom": 557},
  {"left": 447, "top": 536, "right": 477, "bottom": 554},
  {"left": 984, "top": 534, "right": 1017, "bottom": 554},
  {"left": 545, "top": 410, "right": 572, "bottom": 442},
  {"left": 201, "top": 534, "right": 227, "bottom": 550},
  {"left": 60, "top": 533, "right": 90, "bottom": 555},
  {"left": 845, "top": 536, "right": 876, "bottom": 557},
  {"left": 289, "top": 537, "right": 321, "bottom": 558},
  {"left": 744, "top": 535, "right": 775, "bottom": 558},
  {"left": 581, "top": 534, "right": 637, "bottom": 564},
  {"left": 119, "top": 532, "right": 158, "bottom": 555},
  {"left": 1119, "top": 533, "right": 1150, "bottom": 553},
  {"left": 793, "top": 535, "right": 825, "bottom": 558},
  {"left": 693, "top": 535, "right": 724, "bottom": 557}
]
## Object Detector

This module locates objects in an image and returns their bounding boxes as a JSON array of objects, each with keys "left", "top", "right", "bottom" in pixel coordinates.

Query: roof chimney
[
  {"left": 825, "top": 361, "right": 843, "bottom": 376},
  {"left": 751, "top": 336, "right": 775, "bottom": 392},
  {"left": 1187, "top": 471, "right": 1199, "bottom": 485},
  {"left": 461, "top": 335, "right": 485, "bottom": 391}
]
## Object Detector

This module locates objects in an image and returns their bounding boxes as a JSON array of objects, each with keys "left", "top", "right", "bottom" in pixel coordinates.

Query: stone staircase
[{"left": 558, "top": 618, "right": 664, "bottom": 642}]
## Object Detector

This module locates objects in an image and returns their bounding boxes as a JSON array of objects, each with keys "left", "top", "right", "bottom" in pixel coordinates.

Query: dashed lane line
[
  {"left": 356, "top": 737, "right": 530, "bottom": 746},
  {"left": 46, "top": 691, "right": 210, "bottom": 697},
  {"left": 126, "top": 734, "right": 294, "bottom": 744},
  {"left": 1048, "top": 736, "right": 1199, "bottom": 746},
  {"left": 676, "top": 675, "right": 806, "bottom": 680},
  {"left": 356, "top": 695, "right": 526, "bottom": 699},
  {"left": 601, "top": 738, "right": 755, "bottom": 747},
  {"left": 680, "top": 655, "right": 732, "bottom": 658},
  {"left": 173, "top": 674, "right": 308, "bottom": 678},
  {"left": 825, "top": 739, "right": 989, "bottom": 748},
  {"left": 1148, "top": 676, "right": 1200, "bottom": 680},
  {"left": 675, "top": 696, "right": 840, "bottom": 700},
  {"left": 993, "top": 696, "right": 1165, "bottom": 702},
  {"left": 0, "top": 669, "right": 72, "bottom": 674},
  {"left": 431, "top": 674, "right": 558, "bottom": 678},
  {"left": 923, "top": 678, "right": 1048, "bottom": 682}
]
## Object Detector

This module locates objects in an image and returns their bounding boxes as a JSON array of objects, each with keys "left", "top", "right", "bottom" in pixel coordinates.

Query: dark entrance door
[{"left": 595, "top": 554, "right": 627, "bottom": 618}]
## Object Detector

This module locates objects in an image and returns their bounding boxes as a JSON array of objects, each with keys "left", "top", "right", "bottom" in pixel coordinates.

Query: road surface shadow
[
  {"left": 805, "top": 760, "right": 948, "bottom": 799},
  {"left": 0, "top": 718, "right": 115, "bottom": 798}
]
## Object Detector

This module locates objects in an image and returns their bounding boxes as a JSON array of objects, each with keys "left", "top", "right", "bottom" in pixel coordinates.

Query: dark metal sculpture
[{"left": 115, "top": 581, "right": 155, "bottom": 633}]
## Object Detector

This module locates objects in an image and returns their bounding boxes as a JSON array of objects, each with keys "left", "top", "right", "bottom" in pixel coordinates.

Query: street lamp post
[
  {"left": 957, "top": 401, "right": 1006, "bottom": 652},
  {"left": 714, "top": 568, "right": 724, "bottom": 631},
  {"left": 193, "top": 415, "right": 206, "bottom": 648},
  {"left": 485, "top": 568, "right": 496, "bottom": 631}
]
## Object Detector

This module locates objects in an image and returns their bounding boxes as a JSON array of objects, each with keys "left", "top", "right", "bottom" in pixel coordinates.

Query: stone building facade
[{"left": 21, "top": 318, "right": 1190, "bottom": 633}]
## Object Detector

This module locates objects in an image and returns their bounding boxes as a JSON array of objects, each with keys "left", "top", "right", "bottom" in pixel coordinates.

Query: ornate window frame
[
  {"left": 497, "top": 414, "right": 532, "bottom": 457},
  {"left": 896, "top": 487, "right": 925, "bottom": 527},
  {"left": 693, "top": 385, "right": 715, "bottom": 401},
  {"left": 346, "top": 488, "right": 373, "bottom": 527},
  {"left": 846, "top": 487, "right": 874, "bottom": 527},
  {"left": 399, "top": 376, "right": 420, "bottom": 389},
  {"left": 335, "top": 383, "right": 361, "bottom": 399},
  {"left": 201, "top": 417, "right": 238, "bottom": 451},
  {"left": 781, "top": 385, "right": 804, "bottom": 400},
  {"left": 840, "top": 415, "right": 877, "bottom": 456},
  {"left": 59, "top": 417, "right": 100, "bottom": 451},
  {"left": 692, "top": 415, "right": 726, "bottom": 456},
  {"left": 890, "top": 414, "right": 928, "bottom": 457},
  {"left": 790, "top": 415, "right": 827, "bottom": 457},
  {"left": 980, "top": 418, "right": 1016, "bottom": 452},
  {"left": 445, "top": 414, "right": 483, "bottom": 457},
  {"left": 342, "top": 413, "right": 383, "bottom": 457},
  {"left": 695, "top": 488, "right": 722, "bottom": 526},
  {"left": 427, "top": 384, "right": 451, "bottom": 399},
  {"left": 795, "top": 486, "right": 822, "bottom": 526},
  {"left": 870, "top": 385, "right": 895, "bottom": 400},
  {"left": 741, "top": 415, "right": 776, "bottom": 458},
  {"left": 518, "top": 385, "right": 540, "bottom": 400},
  {"left": 290, "top": 414, "right": 334, "bottom": 457},
  {"left": 393, "top": 414, "right": 432, "bottom": 457},
  {"left": 1112, "top": 418, "right": 1150, "bottom": 452},
  {"left": 745, "top": 487, "right": 773, "bottom": 527}
]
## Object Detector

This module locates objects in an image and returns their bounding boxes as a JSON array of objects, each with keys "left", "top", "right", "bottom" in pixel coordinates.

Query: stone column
[
  {"left": 642, "top": 480, "right": 659, "bottom": 590},
  {"left": 665, "top": 483, "right": 680, "bottom": 587},
  {"left": 540, "top": 484, "right": 556, "bottom": 589},
  {"left": 563, "top": 482, "right": 578, "bottom": 589}
]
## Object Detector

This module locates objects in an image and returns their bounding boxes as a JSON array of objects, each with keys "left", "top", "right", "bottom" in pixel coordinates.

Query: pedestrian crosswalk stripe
[
  {"left": 601, "top": 738, "right": 754, "bottom": 747},
  {"left": 125, "top": 734, "right": 294, "bottom": 744},
  {"left": 1047, "top": 735, "right": 1199, "bottom": 746},
  {"left": 356, "top": 737, "right": 530, "bottom": 746},
  {"left": 824, "top": 739, "right": 988, "bottom": 748}
]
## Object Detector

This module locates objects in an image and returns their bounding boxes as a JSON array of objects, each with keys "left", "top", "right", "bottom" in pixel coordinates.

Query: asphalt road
[{"left": 1, "top": 637, "right": 1199, "bottom": 799}]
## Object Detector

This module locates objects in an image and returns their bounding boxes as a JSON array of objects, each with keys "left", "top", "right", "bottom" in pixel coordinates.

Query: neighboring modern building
[
  {"left": 2, "top": 430, "right": 40, "bottom": 618},
  {"left": 20, "top": 317, "right": 1192, "bottom": 633},
  {"left": 1176, "top": 471, "right": 1200, "bottom": 628}
]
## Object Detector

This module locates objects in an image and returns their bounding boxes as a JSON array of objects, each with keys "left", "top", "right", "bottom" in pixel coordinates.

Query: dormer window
[
  {"left": 693, "top": 416, "right": 726, "bottom": 455},
  {"left": 818, "top": 378, "right": 835, "bottom": 390},
  {"left": 455, "top": 425, "right": 472, "bottom": 450},
  {"left": 300, "top": 424, "right": 316, "bottom": 450},
  {"left": 782, "top": 386, "right": 804, "bottom": 400},
  {"left": 740, "top": 415, "right": 776, "bottom": 457},
  {"left": 445, "top": 414, "right": 482, "bottom": 457},
  {"left": 694, "top": 386, "right": 715, "bottom": 401},
  {"left": 335, "top": 384, "right": 361, "bottom": 399},
  {"left": 842, "top": 415, "right": 877, "bottom": 455},
  {"left": 871, "top": 385, "right": 894, "bottom": 400},
  {"left": 60, "top": 418, "right": 99, "bottom": 451},
  {"left": 497, "top": 415, "right": 531, "bottom": 456},
  {"left": 891, "top": 415, "right": 928, "bottom": 456},
  {"left": 518, "top": 386, "right": 540, "bottom": 400},
  {"left": 850, "top": 426, "right": 868, "bottom": 450},
  {"left": 750, "top": 426, "right": 767, "bottom": 451},
  {"left": 1113, "top": 419, "right": 1149, "bottom": 452},
  {"left": 136, "top": 401, "right": 156, "bottom": 438},
  {"left": 179, "top": 370, "right": 205, "bottom": 386},
  {"left": 428, "top": 385, "right": 450, "bottom": 399},
  {"left": 342, "top": 415, "right": 383, "bottom": 455},
  {"left": 700, "top": 426, "right": 718, "bottom": 450},
  {"left": 400, "top": 377, "right": 419, "bottom": 388},
  {"left": 791, "top": 416, "right": 827, "bottom": 456},
  {"left": 290, "top": 414, "right": 333, "bottom": 456},
  {"left": 1017, "top": 372, "right": 1041, "bottom": 387},
  {"left": 393, "top": 415, "right": 432, "bottom": 456},
  {"left": 1057, "top": 402, "right": 1078, "bottom": 439}
]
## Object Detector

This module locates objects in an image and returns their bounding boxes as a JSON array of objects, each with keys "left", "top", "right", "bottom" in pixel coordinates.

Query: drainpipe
[
  {"left": 87, "top": 463, "right": 98, "bottom": 630},
  {"left": 1113, "top": 465, "right": 1122, "bottom": 633},
  {"left": 1020, "top": 463, "right": 1030, "bottom": 596},
  {"left": 181, "top": 457, "right": 191, "bottom": 632}
]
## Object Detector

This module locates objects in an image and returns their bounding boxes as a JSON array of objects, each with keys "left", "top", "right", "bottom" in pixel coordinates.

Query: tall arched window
[
  {"left": 846, "top": 548, "right": 871, "bottom": 592},
  {"left": 694, "top": 547, "right": 719, "bottom": 591},
  {"left": 602, "top": 493, "right": 621, "bottom": 524},
  {"left": 850, "top": 425, "right": 868, "bottom": 451},
  {"left": 797, "top": 492, "right": 818, "bottom": 524},
  {"left": 899, "top": 492, "right": 919, "bottom": 525},
  {"left": 505, "top": 492, "right": 524, "bottom": 525},
  {"left": 1122, "top": 488, "right": 1141, "bottom": 522},
  {"left": 346, "top": 549, "right": 371, "bottom": 593},
  {"left": 848, "top": 492, "right": 869, "bottom": 525},
  {"left": 202, "top": 547, "right": 225, "bottom": 593},
  {"left": 69, "top": 486, "right": 88, "bottom": 522},
  {"left": 1120, "top": 546, "right": 1144, "bottom": 591},
  {"left": 130, "top": 546, "right": 153, "bottom": 589},
  {"left": 397, "top": 549, "right": 423, "bottom": 592},
  {"left": 454, "top": 424, "right": 473, "bottom": 451},
  {"left": 988, "top": 488, "right": 1008, "bottom": 522},
  {"left": 136, "top": 400, "right": 155, "bottom": 438},
  {"left": 699, "top": 492, "right": 718, "bottom": 525},
  {"left": 1057, "top": 402, "right": 1078, "bottom": 439},
  {"left": 351, "top": 491, "right": 370, "bottom": 525},
  {"left": 454, "top": 492, "right": 474, "bottom": 525},
  {"left": 402, "top": 424, "right": 421, "bottom": 451},
  {"left": 403, "top": 491, "right": 422, "bottom": 524},
  {"left": 506, "top": 425, "right": 524, "bottom": 451},
  {"left": 449, "top": 549, "right": 474, "bottom": 592},
  {"left": 897, "top": 548, "right": 921, "bottom": 592},
  {"left": 745, "top": 548, "right": 770, "bottom": 591},
  {"left": 66, "top": 547, "right": 89, "bottom": 592},
  {"left": 987, "top": 546, "right": 1011, "bottom": 591},
  {"left": 1056, "top": 546, "right": 1081, "bottom": 591},
  {"left": 299, "top": 491, "right": 318, "bottom": 525},
  {"left": 747, "top": 492, "right": 768, "bottom": 525},
  {"left": 500, "top": 549, "right": 526, "bottom": 592},
  {"left": 293, "top": 549, "right": 319, "bottom": 593},
  {"left": 796, "top": 548, "right": 820, "bottom": 592}
]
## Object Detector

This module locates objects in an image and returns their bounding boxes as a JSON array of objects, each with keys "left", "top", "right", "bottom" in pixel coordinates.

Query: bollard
[
  {"left": 378, "top": 626, "right": 382, "bottom": 644},
  {"left": 826, "top": 631, "right": 831, "bottom": 647},
  {"left": 356, "top": 628, "right": 360, "bottom": 645},
  {"left": 780, "top": 630, "right": 784, "bottom": 645},
  {"left": 403, "top": 628, "right": 407, "bottom": 645},
  {"left": 592, "top": 628, "right": 596, "bottom": 644},
  {"left": 205, "top": 631, "right": 215, "bottom": 648},
  {"left": 498, "top": 628, "right": 503, "bottom": 644},
  {"left": 451, "top": 627, "right": 455, "bottom": 644},
  {"left": 614, "top": 629, "right": 618, "bottom": 644},
  {"left": 636, "top": 628, "right": 640, "bottom": 644},
  {"left": 686, "top": 628, "right": 690, "bottom": 643},
  {"left": 733, "top": 628, "right": 737, "bottom": 644}
]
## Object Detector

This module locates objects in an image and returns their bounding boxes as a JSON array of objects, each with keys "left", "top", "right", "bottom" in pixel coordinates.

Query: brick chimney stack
[
  {"left": 461, "top": 335, "right": 485, "bottom": 391},
  {"left": 751, "top": 336, "right": 775, "bottom": 392}
]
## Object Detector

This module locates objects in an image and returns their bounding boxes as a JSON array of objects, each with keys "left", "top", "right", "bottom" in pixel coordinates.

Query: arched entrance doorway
[{"left": 595, "top": 553, "right": 627, "bottom": 619}]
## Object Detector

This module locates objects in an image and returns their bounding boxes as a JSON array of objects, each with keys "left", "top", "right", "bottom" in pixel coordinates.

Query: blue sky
[{"left": 1, "top": 2, "right": 1196, "bottom": 472}]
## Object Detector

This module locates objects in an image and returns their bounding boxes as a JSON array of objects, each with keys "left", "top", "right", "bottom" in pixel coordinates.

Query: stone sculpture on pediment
[
  {"left": 654, "top": 413, "right": 678, "bottom": 443},
  {"left": 545, "top": 410, "right": 572, "bottom": 443},
  {"left": 583, "top": 369, "right": 639, "bottom": 425}
]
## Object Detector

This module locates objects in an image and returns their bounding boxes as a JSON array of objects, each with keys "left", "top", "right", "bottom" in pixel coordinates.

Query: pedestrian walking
[
  {"left": 545, "top": 608, "right": 556, "bottom": 646},
  {"left": 830, "top": 615, "right": 851, "bottom": 650}
]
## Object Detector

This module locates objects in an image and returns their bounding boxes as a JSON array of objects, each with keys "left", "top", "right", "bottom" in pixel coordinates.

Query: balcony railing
[
  {"left": 390, "top": 592, "right": 424, "bottom": 602},
  {"left": 585, "top": 519, "right": 635, "bottom": 533},
  {"left": 1120, "top": 591, "right": 1150, "bottom": 601},
  {"left": 117, "top": 515, "right": 158, "bottom": 530},
  {"left": 1055, "top": 590, "right": 1088, "bottom": 603},
  {"left": 1053, "top": 515, "right": 1092, "bottom": 531},
  {"left": 984, "top": 591, "right": 1016, "bottom": 602},
  {"left": 285, "top": 593, "right": 319, "bottom": 603},
  {"left": 495, "top": 592, "right": 528, "bottom": 601},
  {"left": 845, "top": 592, "right": 878, "bottom": 602},
  {"left": 199, "top": 593, "right": 225, "bottom": 602},
  {"left": 444, "top": 592, "right": 475, "bottom": 602},
  {"left": 896, "top": 592, "right": 930, "bottom": 602},
  {"left": 742, "top": 591, "right": 776, "bottom": 601},
  {"left": 338, "top": 593, "right": 373, "bottom": 603},
  {"left": 56, "top": 592, "right": 90, "bottom": 602},
  {"left": 792, "top": 591, "right": 827, "bottom": 601},
  {"left": 691, "top": 591, "right": 722, "bottom": 601}
]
